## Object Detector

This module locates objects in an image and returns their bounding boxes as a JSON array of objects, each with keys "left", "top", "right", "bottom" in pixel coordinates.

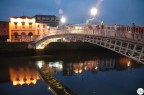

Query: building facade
[
  {"left": 35, "top": 15, "right": 59, "bottom": 27},
  {"left": 9, "top": 16, "right": 37, "bottom": 42},
  {"left": 0, "top": 21, "right": 9, "bottom": 41},
  {"left": 36, "top": 23, "right": 49, "bottom": 36}
]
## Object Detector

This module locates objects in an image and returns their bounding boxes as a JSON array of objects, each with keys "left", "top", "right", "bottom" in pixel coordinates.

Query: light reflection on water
[
  {"left": 0, "top": 58, "right": 53, "bottom": 95},
  {"left": 37, "top": 56, "right": 139, "bottom": 75},
  {"left": 9, "top": 66, "right": 39, "bottom": 86},
  {"left": 37, "top": 53, "right": 144, "bottom": 95},
  {"left": 0, "top": 51, "right": 144, "bottom": 95}
]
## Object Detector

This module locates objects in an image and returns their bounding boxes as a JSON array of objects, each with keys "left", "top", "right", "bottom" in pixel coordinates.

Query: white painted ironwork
[{"left": 30, "top": 24, "right": 144, "bottom": 64}]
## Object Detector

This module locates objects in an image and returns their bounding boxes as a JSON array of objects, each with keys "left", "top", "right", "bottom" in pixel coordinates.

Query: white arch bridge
[{"left": 30, "top": 25, "right": 144, "bottom": 64}]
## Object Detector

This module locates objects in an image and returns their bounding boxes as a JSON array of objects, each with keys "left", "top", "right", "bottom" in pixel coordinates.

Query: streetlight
[
  {"left": 60, "top": 16, "right": 66, "bottom": 33},
  {"left": 90, "top": 7, "right": 98, "bottom": 18},
  {"left": 86, "top": 7, "right": 98, "bottom": 24},
  {"left": 60, "top": 16, "right": 66, "bottom": 24}
]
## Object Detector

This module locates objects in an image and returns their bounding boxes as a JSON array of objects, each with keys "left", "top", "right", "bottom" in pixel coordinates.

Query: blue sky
[{"left": 0, "top": 0, "right": 144, "bottom": 25}]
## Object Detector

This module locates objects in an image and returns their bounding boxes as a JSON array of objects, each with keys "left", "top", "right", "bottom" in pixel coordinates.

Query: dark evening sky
[{"left": 0, "top": 0, "right": 144, "bottom": 25}]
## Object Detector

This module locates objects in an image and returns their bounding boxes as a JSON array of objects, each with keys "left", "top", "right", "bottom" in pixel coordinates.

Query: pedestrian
[
  {"left": 131, "top": 23, "right": 135, "bottom": 40},
  {"left": 100, "top": 21, "right": 104, "bottom": 35},
  {"left": 114, "top": 24, "right": 117, "bottom": 31},
  {"left": 114, "top": 24, "right": 118, "bottom": 37},
  {"left": 101, "top": 21, "right": 104, "bottom": 29}
]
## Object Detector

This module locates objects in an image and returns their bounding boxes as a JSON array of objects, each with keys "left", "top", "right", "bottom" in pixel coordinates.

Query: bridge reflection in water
[
  {"left": 36, "top": 52, "right": 143, "bottom": 95},
  {"left": 38, "top": 64, "right": 76, "bottom": 95}
]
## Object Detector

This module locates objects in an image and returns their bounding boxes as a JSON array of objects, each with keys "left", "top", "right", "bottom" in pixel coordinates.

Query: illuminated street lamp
[
  {"left": 60, "top": 16, "right": 66, "bottom": 24},
  {"left": 60, "top": 16, "right": 66, "bottom": 32},
  {"left": 90, "top": 7, "right": 98, "bottom": 18}
]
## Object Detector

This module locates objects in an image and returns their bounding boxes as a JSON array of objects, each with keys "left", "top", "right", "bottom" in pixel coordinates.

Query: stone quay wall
[
  {"left": 0, "top": 42, "right": 108, "bottom": 56},
  {"left": 0, "top": 42, "right": 35, "bottom": 57}
]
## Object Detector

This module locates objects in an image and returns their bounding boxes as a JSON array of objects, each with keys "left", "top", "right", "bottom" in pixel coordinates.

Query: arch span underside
[{"left": 34, "top": 34, "right": 144, "bottom": 64}]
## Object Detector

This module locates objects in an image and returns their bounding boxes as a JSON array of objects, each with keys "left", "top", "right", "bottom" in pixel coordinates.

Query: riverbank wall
[
  {"left": 0, "top": 42, "right": 109, "bottom": 57},
  {"left": 0, "top": 42, "right": 35, "bottom": 57},
  {"left": 44, "top": 42, "right": 108, "bottom": 54}
]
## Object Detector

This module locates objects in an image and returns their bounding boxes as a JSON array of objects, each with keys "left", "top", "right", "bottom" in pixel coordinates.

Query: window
[
  {"left": 36, "top": 17, "right": 41, "bottom": 21},
  {"left": 43, "top": 25, "right": 45, "bottom": 28},
  {"left": 29, "top": 23, "right": 32, "bottom": 29},
  {"left": 3, "top": 31, "right": 6, "bottom": 34},
  {"left": 14, "top": 22, "right": 18, "bottom": 29},
  {"left": 51, "top": 17, "right": 55, "bottom": 21},
  {"left": 21, "top": 32, "right": 26, "bottom": 41},
  {"left": 37, "top": 25, "right": 39, "bottom": 28},
  {"left": 3, "top": 24, "right": 6, "bottom": 28},
  {"left": 22, "top": 22, "right": 25, "bottom": 29},
  {"left": 28, "top": 32, "right": 33, "bottom": 41},
  {"left": 14, "top": 32, "right": 18, "bottom": 39}
]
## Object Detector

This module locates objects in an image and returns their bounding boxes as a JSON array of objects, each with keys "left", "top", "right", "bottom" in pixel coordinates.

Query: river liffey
[{"left": 0, "top": 51, "right": 144, "bottom": 95}]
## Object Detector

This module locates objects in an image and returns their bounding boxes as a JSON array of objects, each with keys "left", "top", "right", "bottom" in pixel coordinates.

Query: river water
[{"left": 0, "top": 50, "right": 144, "bottom": 95}]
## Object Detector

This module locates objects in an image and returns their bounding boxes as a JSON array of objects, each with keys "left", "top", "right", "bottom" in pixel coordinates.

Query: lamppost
[
  {"left": 86, "top": 7, "right": 98, "bottom": 24},
  {"left": 90, "top": 7, "right": 98, "bottom": 34},
  {"left": 60, "top": 16, "right": 66, "bottom": 24},
  {"left": 90, "top": 7, "right": 98, "bottom": 19},
  {"left": 60, "top": 16, "right": 66, "bottom": 32}
]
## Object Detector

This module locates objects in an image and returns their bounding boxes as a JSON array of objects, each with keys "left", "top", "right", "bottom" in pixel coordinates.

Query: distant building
[
  {"left": 35, "top": 15, "right": 59, "bottom": 27},
  {"left": 0, "top": 21, "right": 9, "bottom": 41},
  {"left": 9, "top": 16, "right": 37, "bottom": 42},
  {"left": 36, "top": 23, "right": 49, "bottom": 36}
]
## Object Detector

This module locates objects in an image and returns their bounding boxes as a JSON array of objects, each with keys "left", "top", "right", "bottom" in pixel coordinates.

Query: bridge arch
[{"left": 33, "top": 33, "right": 144, "bottom": 64}]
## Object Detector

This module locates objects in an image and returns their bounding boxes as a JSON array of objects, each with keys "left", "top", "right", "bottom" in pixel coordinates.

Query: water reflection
[
  {"left": 37, "top": 54, "right": 144, "bottom": 95},
  {"left": 37, "top": 61, "right": 76, "bottom": 95},
  {"left": 0, "top": 60, "right": 40, "bottom": 86},
  {"left": 0, "top": 59, "right": 52, "bottom": 95},
  {"left": 9, "top": 66, "right": 39, "bottom": 86},
  {"left": 0, "top": 51, "right": 143, "bottom": 95},
  {"left": 38, "top": 56, "right": 141, "bottom": 76}
]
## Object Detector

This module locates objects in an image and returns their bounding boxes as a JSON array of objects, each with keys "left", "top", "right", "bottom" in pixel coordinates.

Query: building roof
[
  {"left": 34, "top": 15, "right": 57, "bottom": 17},
  {"left": 11, "top": 16, "right": 34, "bottom": 19}
]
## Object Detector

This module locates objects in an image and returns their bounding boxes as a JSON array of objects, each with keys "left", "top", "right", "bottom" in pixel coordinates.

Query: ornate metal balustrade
[{"left": 30, "top": 25, "right": 144, "bottom": 64}]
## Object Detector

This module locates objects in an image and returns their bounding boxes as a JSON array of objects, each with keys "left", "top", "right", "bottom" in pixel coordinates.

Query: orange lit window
[
  {"left": 29, "top": 23, "right": 32, "bottom": 29},
  {"left": 14, "top": 22, "right": 18, "bottom": 29},
  {"left": 22, "top": 22, "right": 25, "bottom": 29},
  {"left": 37, "top": 25, "right": 39, "bottom": 28}
]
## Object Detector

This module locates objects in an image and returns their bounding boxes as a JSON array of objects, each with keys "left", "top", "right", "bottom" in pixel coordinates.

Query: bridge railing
[{"left": 34, "top": 25, "right": 144, "bottom": 44}]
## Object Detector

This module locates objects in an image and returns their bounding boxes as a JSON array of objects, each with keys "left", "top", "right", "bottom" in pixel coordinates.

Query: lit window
[
  {"left": 22, "top": 22, "right": 25, "bottom": 29},
  {"left": 29, "top": 23, "right": 32, "bottom": 29},
  {"left": 14, "top": 22, "right": 18, "bottom": 29},
  {"left": 37, "top": 25, "right": 39, "bottom": 28}
]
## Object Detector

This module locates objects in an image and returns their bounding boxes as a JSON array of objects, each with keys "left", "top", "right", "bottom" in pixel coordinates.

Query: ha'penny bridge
[{"left": 30, "top": 24, "right": 144, "bottom": 64}]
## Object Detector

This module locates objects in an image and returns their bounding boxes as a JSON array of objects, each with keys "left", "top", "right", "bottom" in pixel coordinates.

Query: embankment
[
  {"left": 0, "top": 42, "right": 35, "bottom": 57},
  {"left": 0, "top": 42, "right": 109, "bottom": 57}
]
